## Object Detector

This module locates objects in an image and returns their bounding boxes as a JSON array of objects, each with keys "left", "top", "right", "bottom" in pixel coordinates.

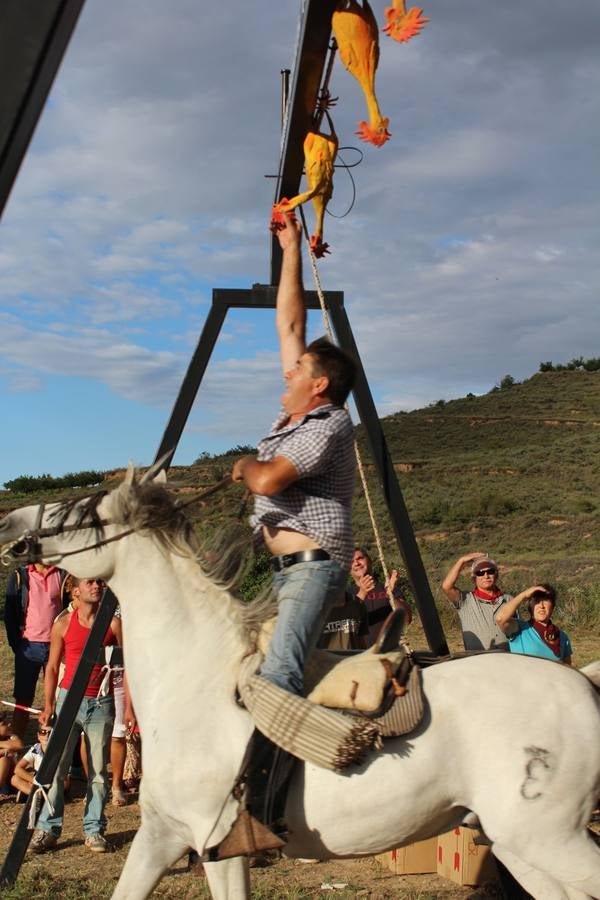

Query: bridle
[
  {"left": 0, "top": 500, "right": 131, "bottom": 567},
  {"left": 0, "top": 475, "right": 238, "bottom": 567}
]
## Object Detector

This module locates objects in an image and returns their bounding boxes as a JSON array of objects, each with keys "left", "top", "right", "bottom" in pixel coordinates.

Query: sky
[{"left": 1, "top": 0, "right": 599, "bottom": 485}]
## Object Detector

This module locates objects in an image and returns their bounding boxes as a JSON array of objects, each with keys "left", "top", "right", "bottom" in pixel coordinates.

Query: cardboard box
[
  {"left": 376, "top": 837, "right": 438, "bottom": 875},
  {"left": 436, "top": 827, "right": 497, "bottom": 886}
]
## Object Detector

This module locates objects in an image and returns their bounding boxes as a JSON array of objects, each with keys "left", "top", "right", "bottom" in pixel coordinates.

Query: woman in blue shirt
[{"left": 495, "top": 583, "right": 572, "bottom": 664}]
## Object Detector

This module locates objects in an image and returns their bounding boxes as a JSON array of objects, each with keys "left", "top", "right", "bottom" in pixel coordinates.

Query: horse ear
[
  {"left": 154, "top": 469, "right": 167, "bottom": 484},
  {"left": 124, "top": 461, "right": 136, "bottom": 487},
  {"left": 140, "top": 452, "right": 171, "bottom": 485}
]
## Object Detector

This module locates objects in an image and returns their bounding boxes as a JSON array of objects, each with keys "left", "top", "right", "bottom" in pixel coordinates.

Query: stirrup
[{"left": 206, "top": 809, "right": 286, "bottom": 862}]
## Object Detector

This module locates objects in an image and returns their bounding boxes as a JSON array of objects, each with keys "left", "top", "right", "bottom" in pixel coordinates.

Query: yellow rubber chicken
[
  {"left": 272, "top": 124, "right": 338, "bottom": 258},
  {"left": 331, "top": 0, "right": 390, "bottom": 147},
  {"left": 382, "top": 0, "right": 429, "bottom": 43}
]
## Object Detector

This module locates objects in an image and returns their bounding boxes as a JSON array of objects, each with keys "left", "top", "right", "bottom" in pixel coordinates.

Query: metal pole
[
  {"left": 327, "top": 303, "right": 449, "bottom": 657},
  {"left": 280, "top": 68, "right": 290, "bottom": 130},
  {"left": 0, "top": 0, "right": 86, "bottom": 219},
  {"left": 154, "top": 301, "right": 229, "bottom": 469}
]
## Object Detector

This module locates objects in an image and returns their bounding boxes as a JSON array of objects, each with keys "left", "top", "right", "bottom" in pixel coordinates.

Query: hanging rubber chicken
[
  {"left": 331, "top": 0, "right": 390, "bottom": 148},
  {"left": 271, "top": 115, "right": 338, "bottom": 259},
  {"left": 382, "top": 1, "right": 429, "bottom": 43}
]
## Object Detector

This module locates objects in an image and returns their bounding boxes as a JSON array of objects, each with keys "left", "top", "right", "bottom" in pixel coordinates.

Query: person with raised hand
[
  {"left": 442, "top": 552, "right": 512, "bottom": 651},
  {"left": 495, "top": 583, "right": 572, "bottom": 664}
]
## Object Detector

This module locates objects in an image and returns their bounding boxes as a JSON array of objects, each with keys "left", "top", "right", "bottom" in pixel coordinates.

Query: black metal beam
[
  {"left": 326, "top": 303, "right": 449, "bottom": 657},
  {"left": 269, "top": 0, "right": 337, "bottom": 285},
  {"left": 0, "top": 0, "right": 86, "bottom": 220}
]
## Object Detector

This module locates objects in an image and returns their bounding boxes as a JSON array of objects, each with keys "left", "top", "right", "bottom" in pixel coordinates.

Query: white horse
[{"left": 2, "top": 468, "right": 600, "bottom": 900}]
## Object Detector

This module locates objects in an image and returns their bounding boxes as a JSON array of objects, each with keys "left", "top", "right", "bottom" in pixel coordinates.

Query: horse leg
[
  {"left": 493, "top": 837, "right": 600, "bottom": 900},
  {"left": 203, "top": 858, "right": 250, "bottom": 900},
  {"left": 112, "top": 809, "right": 188, "bottom": 900},
  {"left": 492, "top": 844, "right": 569, "bottom": 900},
  {"left": 539, "top": 833, "right": 600, "bottom": 900}
]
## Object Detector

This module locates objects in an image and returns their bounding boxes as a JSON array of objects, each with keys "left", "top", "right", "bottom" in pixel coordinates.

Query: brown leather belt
[{"left": 271, "top": 549, "right": 331, "bottom": 572}]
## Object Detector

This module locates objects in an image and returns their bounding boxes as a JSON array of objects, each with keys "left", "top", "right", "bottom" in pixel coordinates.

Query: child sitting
[
  {"left": 0, "top": 712, "right": 24, "bottom": 795},
  {"left": 11, "top": 723, "right": 51, "bottom": 796}
]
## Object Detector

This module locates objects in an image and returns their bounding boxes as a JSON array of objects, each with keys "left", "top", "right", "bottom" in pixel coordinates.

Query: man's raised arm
[{"left": 275, "top": 213, "right": 306, "bottom": 374}]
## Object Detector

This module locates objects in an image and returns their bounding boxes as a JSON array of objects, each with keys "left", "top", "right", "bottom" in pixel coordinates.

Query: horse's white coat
[{"left": 2, "top": 476, "right": 600, "bottom": 900}]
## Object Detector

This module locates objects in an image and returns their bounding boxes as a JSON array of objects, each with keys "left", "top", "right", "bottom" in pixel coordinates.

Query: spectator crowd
[{"left": 1, "top": 564, "right": 141, "bottom": 855}]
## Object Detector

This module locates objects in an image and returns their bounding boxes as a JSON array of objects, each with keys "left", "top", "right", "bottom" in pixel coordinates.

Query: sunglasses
[{"left": 475, "top": 568, "right": 497, "bottom": 577}]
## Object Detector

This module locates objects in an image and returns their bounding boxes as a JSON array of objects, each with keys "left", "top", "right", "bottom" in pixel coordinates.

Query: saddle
[
  {"left": 256, "top": 606, "right": 413, "bottom": 717},
  {"left": 240, "top": 608, "right": 424, "bottom": 773},
  {"left": 305, "top": 608, "right": 412, "bottom": 718}
]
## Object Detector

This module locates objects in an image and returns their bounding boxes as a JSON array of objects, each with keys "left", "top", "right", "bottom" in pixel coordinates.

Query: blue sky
[{"left": 1, "top": 0, "right": 600, "bottom": 485}]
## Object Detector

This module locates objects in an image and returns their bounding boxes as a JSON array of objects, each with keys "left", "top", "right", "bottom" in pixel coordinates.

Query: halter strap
[{"left": 1, "top": 475, "right": 236, "bottom": 567}]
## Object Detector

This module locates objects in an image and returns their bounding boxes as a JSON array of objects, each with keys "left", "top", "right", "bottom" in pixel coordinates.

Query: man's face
[
  {"left": 74, "top": 578, "right": 105, "bottom": 604},
  {"left": 281, "top": 353, "right": 326, "bottom": 414},
  {"left": 473, "top": 564, "right": 498, "bottom": 591},
  {"left": 37, "top": 726, "right": 52, "bottom": 750},
  {"left": 351, "top": 549, "right": 371, "bottom": 581}
]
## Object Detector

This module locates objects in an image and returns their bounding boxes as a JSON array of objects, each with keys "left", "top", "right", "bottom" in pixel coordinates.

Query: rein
[{"left": 0, "top": 475, "right": 237, "bottom": 567}]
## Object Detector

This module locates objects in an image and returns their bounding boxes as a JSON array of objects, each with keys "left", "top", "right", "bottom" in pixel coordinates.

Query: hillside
[
  {"left": 351, "top": 370, "right": 600, "bottom": 613},
  {"left": 1, "top": 370, "right": 599, "bottom": 626}
]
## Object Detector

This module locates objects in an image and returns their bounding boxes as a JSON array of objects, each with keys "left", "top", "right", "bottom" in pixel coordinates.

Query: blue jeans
[
  {"left": 260, "top": 559, "right": 347, "bottom": 694},
  {"left": 38, "top": 689, "right": 114, "bottom": 837},
  {"left": 14, "top": 639, "right": 49, "bottom": 705}
]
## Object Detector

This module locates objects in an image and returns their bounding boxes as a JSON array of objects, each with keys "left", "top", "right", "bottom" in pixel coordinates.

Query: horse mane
[
  {"left": 107, "top": 474, "right": 278, "bottom": 635},
  {"left": 49, "top": 491, "right": 108, "bottom": 540}
]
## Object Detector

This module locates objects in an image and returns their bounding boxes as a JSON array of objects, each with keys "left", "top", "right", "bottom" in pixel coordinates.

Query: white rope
[
  {"left": 28, "top": 777, "right": 54, "bottom": 829},
  {"left": 95, "top": 646, "right": 123, "bottom": 698},
  {"left": 300, "top": 210, "right": 396, "bottom": 610}
]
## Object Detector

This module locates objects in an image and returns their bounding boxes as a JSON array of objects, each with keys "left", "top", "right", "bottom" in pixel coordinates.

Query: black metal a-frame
[
  {"left": 0, "top": 0, "right": 448, "bottom": 886},
  {"left": 155, "top": 284, "right": 448, "bottom": 661}
]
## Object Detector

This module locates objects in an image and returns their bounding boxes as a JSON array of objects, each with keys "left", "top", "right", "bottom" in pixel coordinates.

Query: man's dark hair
[
  {"left": 64, "top": 574, "right": 81, "bottom": 593},
  {"left": 306, "top": 336, "right": 357, "bottom": 407}
]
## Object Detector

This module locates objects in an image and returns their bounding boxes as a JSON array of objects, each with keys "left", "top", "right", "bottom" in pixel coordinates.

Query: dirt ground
[{"left": 0, "top": 786, "right": 503, "bottom": 898}]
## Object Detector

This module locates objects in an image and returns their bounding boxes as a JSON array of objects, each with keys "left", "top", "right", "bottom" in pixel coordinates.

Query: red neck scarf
[
  {"left": 473, "top": 587, "right": 503, "bottom": 603},
  {"left": 531, "top": 619, "right": 561, "bottom": 657}
]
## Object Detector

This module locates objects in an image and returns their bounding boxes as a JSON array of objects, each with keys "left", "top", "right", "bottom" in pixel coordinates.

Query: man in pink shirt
[{"left": 4, "top": 564, "right": 68, "bottom": 738}]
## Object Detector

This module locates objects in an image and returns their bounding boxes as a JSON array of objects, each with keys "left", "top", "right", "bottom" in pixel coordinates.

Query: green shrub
[
  {"left": 557, "top": 584, "right": 600, "bottom": 628},
  {"left": 4, "top": 470, "right": 104, "bottom": 492}
]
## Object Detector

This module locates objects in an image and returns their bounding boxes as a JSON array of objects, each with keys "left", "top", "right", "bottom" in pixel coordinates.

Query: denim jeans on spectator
[
  {"left": 260, "top": 559, "right": 347, "bottom": 695},
  {"left": 14, "top": 639, "right": 50, "bottom": 705},
  {"left": 38, "top": 689, "right": 114, "bottom": 837}
]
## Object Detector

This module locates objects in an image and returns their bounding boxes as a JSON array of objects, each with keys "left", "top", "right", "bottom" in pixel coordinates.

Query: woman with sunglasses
[
  {"left": 495, "top": 583, "right": 572, "bottom": 664},
  {"left": 442, "top": 552, "right": 512, "bottom": 651}
]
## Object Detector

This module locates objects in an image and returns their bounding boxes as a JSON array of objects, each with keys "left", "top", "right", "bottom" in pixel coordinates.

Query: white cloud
[{"left": 1, "top": 0, "right": 600, "bottom": 480}]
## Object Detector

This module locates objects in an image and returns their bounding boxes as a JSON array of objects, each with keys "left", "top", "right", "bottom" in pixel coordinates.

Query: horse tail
[{"left": 580, "top": 661, "right": 600, "bottom": 693}]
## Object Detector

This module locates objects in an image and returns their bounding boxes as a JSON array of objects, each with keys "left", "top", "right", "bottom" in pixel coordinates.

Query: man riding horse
[{"left": 212, "top": 212, "right": 357, "bottom": 858}]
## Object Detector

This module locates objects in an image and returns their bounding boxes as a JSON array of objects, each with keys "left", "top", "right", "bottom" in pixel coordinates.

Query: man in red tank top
[{"left": 31, "top": 576, "right": 123, "bottom": 854}]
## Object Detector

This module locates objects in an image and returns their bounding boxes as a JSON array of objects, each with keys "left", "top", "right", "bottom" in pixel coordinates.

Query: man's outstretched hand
[{"left": 271, "top": 209, "right": 302, "bottom": 251}]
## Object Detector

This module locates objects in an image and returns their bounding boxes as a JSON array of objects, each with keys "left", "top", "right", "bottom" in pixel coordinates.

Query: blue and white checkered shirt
[{"left": 250, "top": 404, "right": 355, "bottom": 569}]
